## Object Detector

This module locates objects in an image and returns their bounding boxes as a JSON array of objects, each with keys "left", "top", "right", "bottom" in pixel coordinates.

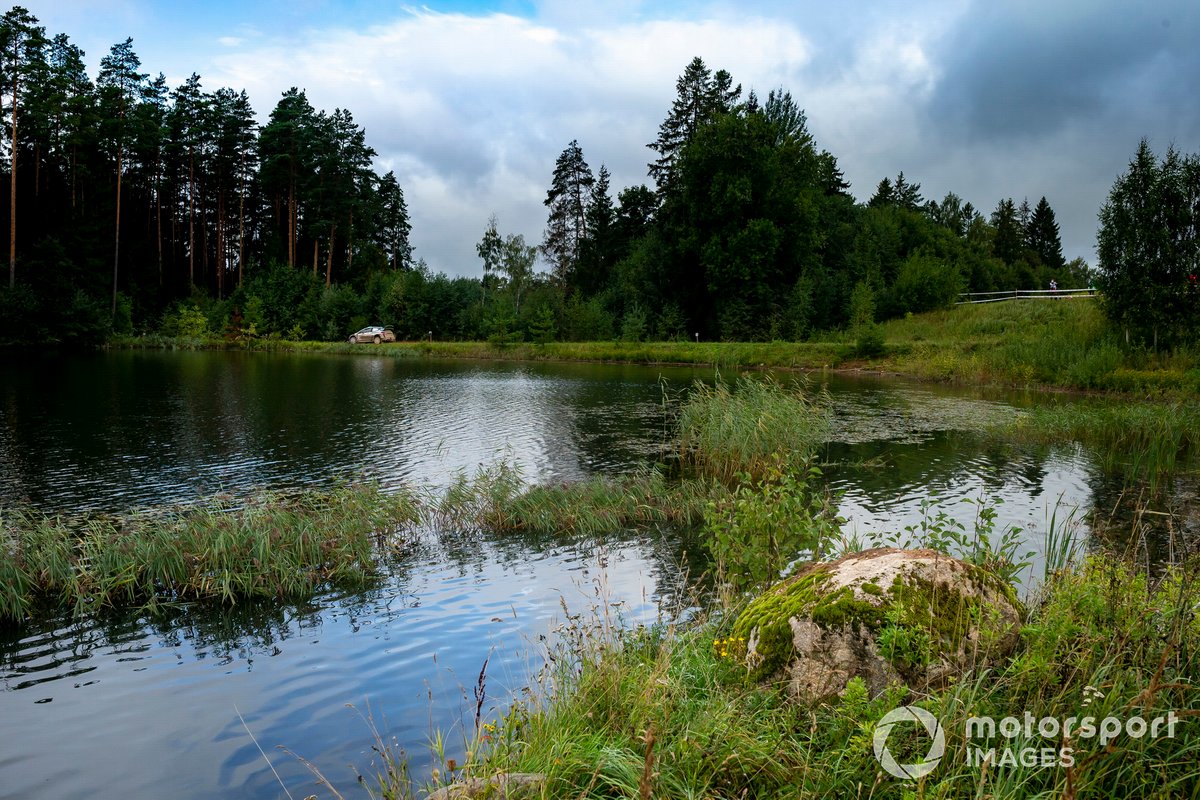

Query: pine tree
[
  {"left": 893, "top": 171, "right": 923, "bottom": 211},
  {"left": 990, "top": 198, "right": 1022, "bottom": 265},
  {"left": 576, "top": 164, "right": 615, "bottom": 296},
  {"left": 258, "top": 88, "right": 317, "bottom": 268},
  {"left": 868, "top": 177, "right": 895, "bottom": 207},
  {"left": 1097, "top": 139, "right": 1200, "bottom": 348},
  {"left": 0, "top": 6, "right": 47, "bottom": 288},
  {"left": 97, "top": 37, "right": 147, "bottom": 317},
  {"left": 376, "top": 170, "right": 411, "bottom": 271},
  {"left": 762, "top": 88, "right": 811, "bottom": 148},
  {"left": 541, "top": 139, "right": 593, "bottom": 286}
]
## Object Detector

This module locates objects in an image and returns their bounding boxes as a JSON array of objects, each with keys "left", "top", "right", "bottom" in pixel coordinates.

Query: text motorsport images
[{"left": 872, "top": 705, "right": 1182, "bottom": 779}]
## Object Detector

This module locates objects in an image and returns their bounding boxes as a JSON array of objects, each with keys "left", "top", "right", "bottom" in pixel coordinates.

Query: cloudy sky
[{"left": 22, "top": 0, "right": 1200, "bottom": 277}]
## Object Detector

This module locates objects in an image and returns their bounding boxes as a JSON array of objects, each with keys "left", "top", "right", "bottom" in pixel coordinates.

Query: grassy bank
[
  {"left": 873, "top": 299, "right": 1200, "bottom": 394},
  {"left": 111, "top": 299, "right": 1200, "bottom": 396},
  {"left": 425, "top": 549, "right": 1199, "bottom": 800}
]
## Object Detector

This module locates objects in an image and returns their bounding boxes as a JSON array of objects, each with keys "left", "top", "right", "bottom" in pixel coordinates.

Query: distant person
[{"left": 1049, "top": 279, "right": 1058, "bottom": 295}]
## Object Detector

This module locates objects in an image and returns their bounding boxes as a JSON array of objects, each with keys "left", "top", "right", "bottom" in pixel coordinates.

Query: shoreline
[{"left": 101, "top": 332, "right": 1195, "bottom": 400}]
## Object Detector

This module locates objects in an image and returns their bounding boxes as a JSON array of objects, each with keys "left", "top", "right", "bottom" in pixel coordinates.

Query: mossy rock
[{"left": 732, "top": 548, "right": 1023, "bottom": 704}]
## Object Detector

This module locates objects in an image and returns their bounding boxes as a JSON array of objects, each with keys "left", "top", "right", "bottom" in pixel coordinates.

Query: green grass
[
  {"left": 871, "top": 299, "right": 1200, "bottom": 394},
  {"left": 0, "top": 484, "right": 419, "bottom": 623},
  {"left": 112, "top": 299, "right": 1200, "bottom": 396},
  {"left": 676, "top": 375, "right": 831, "bottom": 480},
  {"left": 443, "top": 550, "right": 1200, "bottom": 800}
]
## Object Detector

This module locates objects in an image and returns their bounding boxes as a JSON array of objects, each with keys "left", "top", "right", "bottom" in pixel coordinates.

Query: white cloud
[{"left": 206, "top": 10, "right": 824, "bottom": 275}]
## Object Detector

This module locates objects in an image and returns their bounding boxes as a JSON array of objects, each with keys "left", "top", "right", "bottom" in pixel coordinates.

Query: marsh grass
[
  {"left": 448, "top": 545, "right": 1200, "bottom": 800},
  {"left": 676, "top": 375, "right": 831, "bottom": 481},
  {"left": 0, "top": 485, "right": 419, "bottom": 623},
  {"left": 1004, "top": 401, "right": 1200, "bottom": 488}
]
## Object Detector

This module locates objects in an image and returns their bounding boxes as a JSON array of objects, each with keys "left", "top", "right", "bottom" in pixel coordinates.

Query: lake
[{"left": 0, "top": 350, "right": 1180, "bottom": 799}]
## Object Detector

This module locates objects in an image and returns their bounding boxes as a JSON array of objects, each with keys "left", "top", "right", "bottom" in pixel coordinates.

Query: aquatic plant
[
  {"left": 676, "top": 374, "right": 831, "bottom": 481},
  {"left": 0, "top": 484, "right": 419, "bottom": 623},
  {"left": 1004, "top": 400, "right": 1200, "bottom": 488}
]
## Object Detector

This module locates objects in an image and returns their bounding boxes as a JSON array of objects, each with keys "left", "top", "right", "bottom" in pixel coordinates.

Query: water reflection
[
  {"left": 0, "top": 526, "right": 695, "bottom": 800},
  {"left": 2, "top": 353, "right": 1196, "bottom": 799},
  {"left": 0, "top": 353, "right": 695, "bottom": 511}
]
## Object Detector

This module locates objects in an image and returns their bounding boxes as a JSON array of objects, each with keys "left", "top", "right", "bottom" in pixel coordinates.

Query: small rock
[{"left": 426, "top": 772, "right": 546, "bottom": 800}]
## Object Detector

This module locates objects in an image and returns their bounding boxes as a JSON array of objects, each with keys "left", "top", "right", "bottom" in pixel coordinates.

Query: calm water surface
[{"left": 0, "top": 350, "right": 1183, "bottom": 799}]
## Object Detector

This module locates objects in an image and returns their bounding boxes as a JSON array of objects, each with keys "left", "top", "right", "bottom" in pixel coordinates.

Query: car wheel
[
  {"left": 348, "top": 336, "right": 356, "bottom": 343},
  {"left": 373, "top": 335, "right": 381, "bottom": 344}
]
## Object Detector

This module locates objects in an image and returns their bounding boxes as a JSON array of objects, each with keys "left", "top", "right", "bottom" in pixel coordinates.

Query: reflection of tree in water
[
  {"left": 423, "top": 521, "right": 712, "bottom": 623},
  {"left": 822, "top": 431, "right": 1053, "bottom": 509}
]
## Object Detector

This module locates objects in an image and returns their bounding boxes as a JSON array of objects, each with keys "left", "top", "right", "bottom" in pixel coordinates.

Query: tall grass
[
  {"left": 447, "top": 547, "right": 1199, "bottom": 799},
  {"left": 1004, "top": 401, "right": 1200, "bottom": 486},
  {"left": 0, "top": 485, "right": 419, "bottom": 623},
  {"left": 676, "top": 375, "right": 830, "bottom": 480}
]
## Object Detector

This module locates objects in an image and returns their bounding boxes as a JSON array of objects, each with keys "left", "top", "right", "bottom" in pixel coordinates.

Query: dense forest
[{"left": 0, "top": 8, "right": 1093, "bottom": 345}]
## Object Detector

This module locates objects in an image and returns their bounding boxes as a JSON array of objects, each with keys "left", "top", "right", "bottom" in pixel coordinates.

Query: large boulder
[{"left": 731, "top": 548, "right": 1022, "bottom": 704}]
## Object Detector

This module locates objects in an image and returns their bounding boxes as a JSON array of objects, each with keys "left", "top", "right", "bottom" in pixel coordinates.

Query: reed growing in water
[
  {"left": 675, "top": 374, "right": 830, "bottom": 481},
  {"left": 1004, "top": 400, "right": 1200, "bottom": 486},
  {"left": 0, "top": 484, "right": 419, "bottom": 623}
]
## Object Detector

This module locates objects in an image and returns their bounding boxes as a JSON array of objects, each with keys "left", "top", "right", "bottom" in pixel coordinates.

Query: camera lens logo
[{"left": 873, "top": 706, "right": 945, "bottom": 779}]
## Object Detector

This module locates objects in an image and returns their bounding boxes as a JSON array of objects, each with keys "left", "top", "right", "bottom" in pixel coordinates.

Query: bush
[{"left": 887, "top": 251, "right": 964, "bottom": 315}]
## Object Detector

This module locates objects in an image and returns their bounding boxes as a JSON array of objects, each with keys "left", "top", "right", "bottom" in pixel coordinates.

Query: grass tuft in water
[
  {"left": 0, "top": 484, "right": 419, "bottom": 623},
  {"left": 676, "top": 375, "right": 830, "bottom": 481}
]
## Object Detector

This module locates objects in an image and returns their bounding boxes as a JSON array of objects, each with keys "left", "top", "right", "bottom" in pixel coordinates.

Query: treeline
[
  {"left": 0, "top": 4, "right": 1089, "bottom": 344},
  {"left": 495, "top": 56, "right": 1088, "bottom": 343},
  {"left": 0, "top": 6, "right": 411, "bottom": 343}
]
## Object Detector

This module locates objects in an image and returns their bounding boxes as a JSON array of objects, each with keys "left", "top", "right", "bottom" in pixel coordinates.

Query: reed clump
[
  {"left": 676, "top": 375, "right": 830, "bottom": 480},
  {"left": 0, "top": 484, "right": 419, "bottom": 623},
  {"left": 421, "top": 462, "right": 723, "bottom": 538},
  {"left": 1004, "top": 400, "right": 1200, "bottom": 485}
]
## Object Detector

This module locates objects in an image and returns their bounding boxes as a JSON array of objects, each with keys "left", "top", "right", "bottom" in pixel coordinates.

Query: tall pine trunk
[
  {"left": 9, "top": 69, "right": 17, "bottom": 289},
  {"left": 111, "top": 146, "right": 122, "bottom": 319},
  {"left": 325, "top": 223, "right": 336, "bottom": 288}
]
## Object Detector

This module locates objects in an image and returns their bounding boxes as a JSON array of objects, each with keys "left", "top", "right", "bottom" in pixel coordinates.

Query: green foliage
[
  {"left": 887, "top": 251, "right": 964, "bottom": 315},
  {"left": 703, "top": 456, "right": 842, "bottom": 594},
  {"left": 561, "top": 294, "right": 614, "bottom": 341},
  {"left": 1097, "top": 139, "right": 1200, "bottom": 349},
  {"left": 619, "top": 304, "right": 647, "bottom": 342},
  {"left": 161, "top": 303, "right": 210, "bottom": 338},
  {"left": 875, "top": 494, "right": 1034, "bottom": 587}
]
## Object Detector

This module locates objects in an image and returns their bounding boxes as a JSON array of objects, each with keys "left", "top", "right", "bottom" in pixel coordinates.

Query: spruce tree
[{"left": 1027, "top": 196, "right": 1065, "bottom": 272}]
